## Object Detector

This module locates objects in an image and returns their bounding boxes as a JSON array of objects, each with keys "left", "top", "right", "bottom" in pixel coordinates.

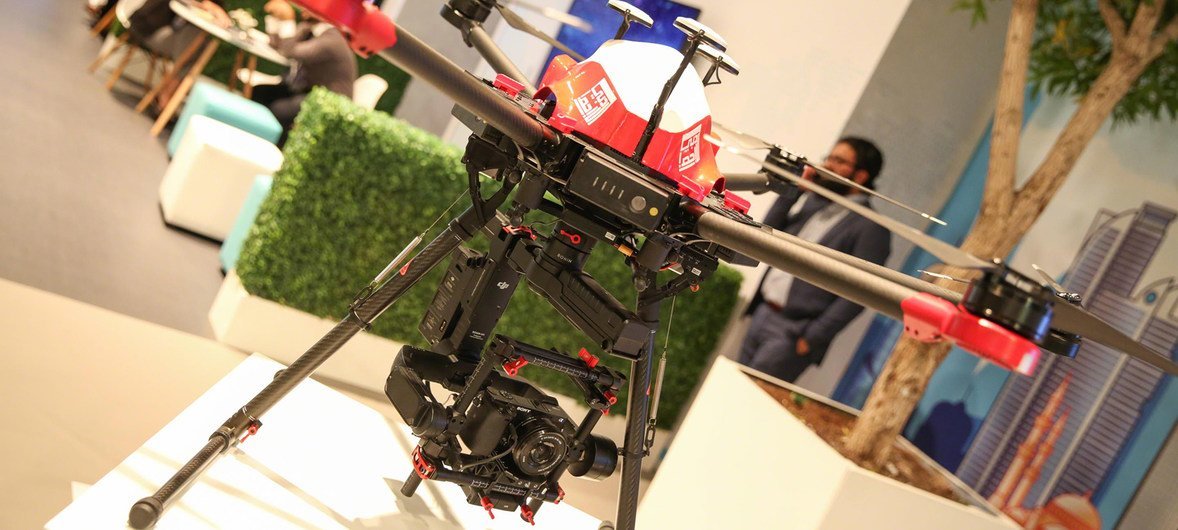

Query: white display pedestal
[
  {"left": 637, "top": 357, "right": 1019, "bottom": 530},
  {"left": 209, "top": 271, "right": 405, "bottom": 395},
  {"left": 47, "top": 354, "right": 601, "bottom": 529}
]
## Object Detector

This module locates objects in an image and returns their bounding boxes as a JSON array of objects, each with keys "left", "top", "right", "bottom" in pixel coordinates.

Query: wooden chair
[
  {"left": 87, "top": 0, "right": 168, "bottom": 92},
  {"left": 88, "top": 1, "right": 118, "bottom": 37}
]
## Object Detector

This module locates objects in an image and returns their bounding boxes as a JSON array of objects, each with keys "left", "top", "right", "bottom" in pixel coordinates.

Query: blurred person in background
[
  {"left": 738, "top": 137, "right": 892, "bottom": 383},
  {"left": 251, "top": 0, "right": 357, "bottom": 146}
]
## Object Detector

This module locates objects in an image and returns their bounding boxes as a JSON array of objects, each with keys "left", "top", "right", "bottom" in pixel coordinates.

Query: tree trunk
[
  {"left": 842, "top": 5, "right": 1171, "bottom": 469},
  {"left": 842, "top": 0, "right": 1041, "bottom": 465},
  {"left": 844, "top": 223, "right": 1008, "bottom": 466}
]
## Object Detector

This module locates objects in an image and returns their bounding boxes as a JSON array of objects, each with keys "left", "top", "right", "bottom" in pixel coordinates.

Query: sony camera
[{"left": 385, "top": 337, "right": 623, "bottom": 515}]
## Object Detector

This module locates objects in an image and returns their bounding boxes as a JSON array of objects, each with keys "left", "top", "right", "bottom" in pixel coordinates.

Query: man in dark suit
[
  {"left": 738, "top": 137, "right": 891, "bottom": 383},
  {"left": 252, "top": 0, "right": 357, "bottom": 146}
]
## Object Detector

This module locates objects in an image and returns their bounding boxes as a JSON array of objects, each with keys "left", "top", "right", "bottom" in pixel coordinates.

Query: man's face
[
  {"left": 823, "top": 142, "right": 859, "bottom": 180},
  {"left": 802, "top": 142, "right": 865, "bottom": 195}
]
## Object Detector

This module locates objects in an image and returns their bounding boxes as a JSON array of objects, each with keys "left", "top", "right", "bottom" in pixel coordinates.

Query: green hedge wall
[
  {"left": 201, "top": 1, "right": 410, "bottom": 114},
  {"left": 236, "top": 89, "right": 742, "bottom": 428}
]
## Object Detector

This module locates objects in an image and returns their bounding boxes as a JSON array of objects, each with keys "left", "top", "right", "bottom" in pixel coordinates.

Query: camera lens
[{"left": 513, "top": 417, "right": 569, "bottom": 476}]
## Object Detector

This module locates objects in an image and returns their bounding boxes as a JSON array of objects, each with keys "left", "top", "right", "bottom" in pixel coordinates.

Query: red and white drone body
[{"left": 535, "top": 40, "right": 748, "bottom": 213}]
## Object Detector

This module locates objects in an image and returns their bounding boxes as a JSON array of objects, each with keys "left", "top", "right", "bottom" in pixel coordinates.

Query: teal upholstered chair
[
  {"left": 219, "top": 174, "right": 274, "bottom": 272},
  {"left": 168, "top": 81, "right": 283, "bottom": 157}
]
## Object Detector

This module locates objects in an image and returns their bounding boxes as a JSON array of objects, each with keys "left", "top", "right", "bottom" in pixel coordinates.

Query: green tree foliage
[{"left": 957, "top": 0, "right": 1178, "bottom": 124}]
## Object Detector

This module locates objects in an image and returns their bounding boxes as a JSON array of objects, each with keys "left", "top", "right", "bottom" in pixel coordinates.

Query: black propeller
[
  {"left": 493, "top": 1, "right": 585, "bottom": 61},
  {"left": 711, "top": 122, "right": 948, "bottom": 227},
  {"left": 705, "top": 128, "right": 1178, "bottom": 377}
]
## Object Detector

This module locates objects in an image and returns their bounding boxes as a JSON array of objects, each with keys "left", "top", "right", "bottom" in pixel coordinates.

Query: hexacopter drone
[{"left": 129, "top": 1, "right": 1178, "bottom": 529}]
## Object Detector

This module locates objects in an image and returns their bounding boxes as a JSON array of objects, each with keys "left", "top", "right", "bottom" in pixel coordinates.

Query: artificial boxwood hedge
[
  {"left": 201, "top": 1, "right": 410, "bottom": 114},
  {"left": 236, "top": 89, "right": 742, "bottom": 428}
]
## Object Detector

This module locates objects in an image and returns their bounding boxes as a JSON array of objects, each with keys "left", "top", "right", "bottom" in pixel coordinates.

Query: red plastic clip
[
  {"left": 480, "top": 496, "right": 495, "bottom": 520},
  {"left": 411, "top": 447, "right": 436, "bottom": 480},
  {"left": 493, "top": 73, "right": 525, "bottom": 98},
  {"left": 555, "top": 485, "right": 565, "bottom": 504},
  {"left": 503, "top": 356, "right": 529, "bottom": 376},
  {"left": 675, "top": 180, "right": 706, "bottom": 202},
  {"left": 603, "top": 390, "right": 617, "bottom": 405},
  {"left": 238, "top": 419, "right": 262, "bottom": 443},
  {"left": 722, "top": 191, "right": 751, "bottom": 214},
  {"left": 504, "top": 225, "right": 537, "bottom": 240},
  {"left": 547, "top": 113, "right": 577, "bottom": 133},
  {"left": 520, "top": 505, "right": 536, "bottom": 525},
  {"left": 578, "top": 348, "right": 599, "bottom": 368},
  {"left": 559, "top": 229, "right": 582, "bottom": 245},
  {"left": 399, "top": 258, "right": 413, "bottom": 276}
]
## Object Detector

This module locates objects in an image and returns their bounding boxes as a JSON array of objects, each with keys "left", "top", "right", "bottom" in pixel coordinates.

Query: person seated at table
[
  {"left": 129, "top": 0, "right": 230, "bottom": 109},
  {"left": 251, "top": 0, "right": 357, "bottom": 146},
  {"left": 128, "top": 0, "right": 230, "bottom": 57}
]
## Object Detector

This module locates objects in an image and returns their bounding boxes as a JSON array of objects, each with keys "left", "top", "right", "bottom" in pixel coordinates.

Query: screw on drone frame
[{"left": 631, "top": 17, "right": 728, "bottom": 163}]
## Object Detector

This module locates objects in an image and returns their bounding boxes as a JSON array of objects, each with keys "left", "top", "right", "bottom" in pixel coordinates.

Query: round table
[{"left": 142, "top": 0, "right": 290, "bottom": 136}]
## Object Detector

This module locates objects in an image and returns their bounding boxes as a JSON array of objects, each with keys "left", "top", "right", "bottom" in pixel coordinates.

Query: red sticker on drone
[
  {"left": 678, "top": 124, "right": 702, "bottom": 171},
  {"left": 573, "top": 79, "right": 617, "bottom": 126}
]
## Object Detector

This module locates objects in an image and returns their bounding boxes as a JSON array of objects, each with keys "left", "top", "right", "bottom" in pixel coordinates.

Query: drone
[{"left": 128, "top": 1, "right": 1178, "bottom": 529}]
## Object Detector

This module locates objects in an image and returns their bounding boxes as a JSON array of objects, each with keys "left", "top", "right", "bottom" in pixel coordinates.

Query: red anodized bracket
[
  {"left": 900, "top": 293, "right": 1041, "bottom": 375},
  {"left": 480, "top": 496, "right": 495, "bottom": 519},
  {"left": 520, "top": 505, "right": 536, "bottom": 525},
  {"left": 411, "top": 447, "right": 436, "bottom": 480},
  {"left": 503, "top": 225, "right": 537, "bottom": 240},
  {"left": 492, "top": 74, "right": 526, "bottom": 98},
  {"left": 291, "top": 0, "right": 397, "bottom": 56},
  {"left": 503, "top": 356, "right": 529, "bottom": 376},
  {"left": 578, "top": 348, "right": 599, "bottom": 368}
]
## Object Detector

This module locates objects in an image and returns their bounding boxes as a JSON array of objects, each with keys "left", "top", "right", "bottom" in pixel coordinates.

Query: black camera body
[{"left": 385, "top": 337, "right": 622, "bottom": 515}]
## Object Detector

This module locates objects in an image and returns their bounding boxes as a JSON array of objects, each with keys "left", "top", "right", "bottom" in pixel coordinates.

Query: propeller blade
[
  {"left": 711, "top": 122, "right": 947, "bottom": 226},
  {"left": 504, "top": 0, "right": 593, "bottom": 32},
  {"left": 1032, "top": 263, "right": 1083, "bottom": 304},
  {"left": 918, "top": 270, "right": 970, "bottom": 284},
  {"left": 494, "top": 4, "right": 585, "bottom": 61},
  {"left": 1052, "top": 301, "right": 1178, "bottom": 376},
  {"left": 705, "top": 133, "right": 989, "bottom": 269}
]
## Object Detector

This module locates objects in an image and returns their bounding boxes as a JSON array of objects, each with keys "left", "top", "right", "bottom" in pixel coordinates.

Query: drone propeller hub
[{"left": 961, "top": 266, "right": 1055, "bottom": 343}]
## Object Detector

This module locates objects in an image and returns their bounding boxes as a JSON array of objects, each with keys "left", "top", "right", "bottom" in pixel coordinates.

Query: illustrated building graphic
[{"left": 957, "top": 202, "right": 1178, "bottom": 523}]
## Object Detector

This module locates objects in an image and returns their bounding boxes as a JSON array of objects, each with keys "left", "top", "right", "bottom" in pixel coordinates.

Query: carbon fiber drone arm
[
  {"left": 690, "top": 208, "right": 1042, "bottom": 375},
  {"left": 291, "top": 0, "right": 556, "bottom": 151}
]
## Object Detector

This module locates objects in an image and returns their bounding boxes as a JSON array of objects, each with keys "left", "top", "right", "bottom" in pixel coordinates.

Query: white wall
[
  {"left": 792, "top": 0, "right": 1013, "bottom": 395},
  {"left": 696, "top": 0, "right": 913, "bottom": 221}
]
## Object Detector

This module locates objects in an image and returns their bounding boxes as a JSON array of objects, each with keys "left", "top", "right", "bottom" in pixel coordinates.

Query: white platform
[{"left": 47, "top": 353, "right": 602, "bottom": 529}]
